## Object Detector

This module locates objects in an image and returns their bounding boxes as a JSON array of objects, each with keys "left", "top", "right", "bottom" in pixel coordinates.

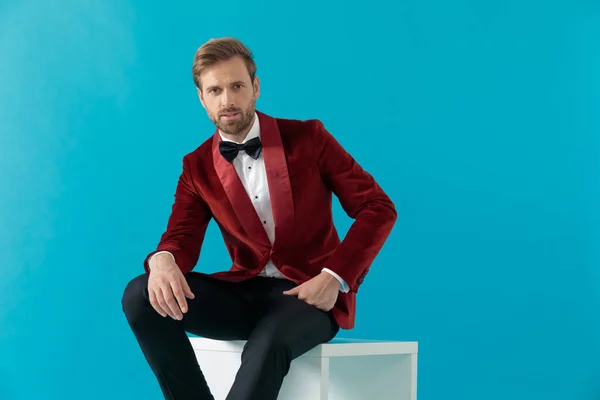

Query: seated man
[{"left": 121, "top": 36, "right": 397, "bottom": 400}]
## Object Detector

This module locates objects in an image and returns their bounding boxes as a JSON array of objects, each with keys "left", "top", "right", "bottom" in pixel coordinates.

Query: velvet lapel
[
  {"left": 212, "top": 130, "right": 271, "bottom": 251},
  {"left": 257, "top": 111, "right": 295, "bottom": 249}
]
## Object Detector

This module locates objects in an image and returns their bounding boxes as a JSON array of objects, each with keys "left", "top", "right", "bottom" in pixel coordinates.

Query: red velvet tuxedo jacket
[{"left": 143, "top": 111, "right": 397, "bottom": 330}]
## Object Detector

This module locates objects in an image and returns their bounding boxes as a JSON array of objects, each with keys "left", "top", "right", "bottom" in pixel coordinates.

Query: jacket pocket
[{"left": 308, "top": 249, "right": 336, "bottom": 265}]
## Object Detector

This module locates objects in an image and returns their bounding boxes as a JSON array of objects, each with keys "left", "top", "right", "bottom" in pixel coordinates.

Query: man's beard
[{"left": 211, "top": 98, "right": 256, "bottom": 138}]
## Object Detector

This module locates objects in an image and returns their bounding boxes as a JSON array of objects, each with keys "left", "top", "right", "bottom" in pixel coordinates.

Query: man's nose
[{"left": 221, "top": 90, "right": 234, "bottom": 107}]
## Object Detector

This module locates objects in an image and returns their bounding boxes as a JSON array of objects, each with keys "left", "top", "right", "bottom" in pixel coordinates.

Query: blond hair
[{"left": 191, "top": 37, "right": 257, "bottom": 90}]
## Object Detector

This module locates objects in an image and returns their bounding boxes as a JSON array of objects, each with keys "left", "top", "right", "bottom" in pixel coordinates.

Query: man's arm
[
  {"left": 143, "top": 155, "right": 213, "bottom": 275},
  {"left": 311, "top": 120, "right": 397, "bottom": 293}
]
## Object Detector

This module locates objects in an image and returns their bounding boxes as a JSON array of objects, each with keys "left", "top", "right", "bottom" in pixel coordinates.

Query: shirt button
[
  {"left": 255, "top": 196, "right": 258, "bottom": 199},
  {"left": 263, "top": 220, "right": 266, "bottom": 224}
]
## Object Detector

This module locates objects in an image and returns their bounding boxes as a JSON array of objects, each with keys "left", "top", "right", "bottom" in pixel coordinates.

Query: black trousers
[{"left": 121, "top": 272, "right": 340, "bottom": 400}]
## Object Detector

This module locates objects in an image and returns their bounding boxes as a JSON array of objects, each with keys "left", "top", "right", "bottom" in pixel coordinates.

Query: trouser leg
[
  {"left": 122, "top": 273, "right": 256, "bottom": 400},
  {"left": 226, "top": 279, "right": 340, "bottom": 400}
]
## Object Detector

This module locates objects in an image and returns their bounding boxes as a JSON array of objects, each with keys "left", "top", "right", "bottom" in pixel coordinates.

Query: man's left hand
[{"left": 283, "top": 271, "right": 340, "bottom": 311}]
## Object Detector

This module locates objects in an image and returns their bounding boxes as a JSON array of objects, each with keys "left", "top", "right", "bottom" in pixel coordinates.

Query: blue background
[{"left": 1, "top": 0, "right": 599, "bottom": 399}]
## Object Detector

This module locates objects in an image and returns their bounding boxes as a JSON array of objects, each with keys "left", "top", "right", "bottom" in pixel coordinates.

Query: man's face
[{"left": 197, "top": 56, "right": 260, "bottom": 138}]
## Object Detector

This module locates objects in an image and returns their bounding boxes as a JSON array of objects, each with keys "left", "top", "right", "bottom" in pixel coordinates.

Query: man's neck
[{"left": 220, "top": 130, "right": 249, "bottom": 144}]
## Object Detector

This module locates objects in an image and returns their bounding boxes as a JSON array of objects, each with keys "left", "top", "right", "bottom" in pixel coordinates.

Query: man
[{"left": 121, "top": 37, "right": 397, "bottom": 400}]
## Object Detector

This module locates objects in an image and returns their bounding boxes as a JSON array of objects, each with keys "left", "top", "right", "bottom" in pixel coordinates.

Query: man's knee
[{"left": 121, "top": 274, "right": 150, "bottom": 326}]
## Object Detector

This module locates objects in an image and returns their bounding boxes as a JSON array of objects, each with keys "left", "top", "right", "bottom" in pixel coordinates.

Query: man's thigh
[
  {"left": 180, "top": 273, "right": 257, "bottom": 340},
  {"left": 247, "top": 282, "right": 340, "bottom": 358}
]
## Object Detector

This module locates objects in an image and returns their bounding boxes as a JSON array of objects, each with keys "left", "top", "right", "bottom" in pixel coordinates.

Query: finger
[
  {"left": 149, "top": 288, "right": 167, "bottom": 317},
  {"left": 171, "top": 279, "right": 189, "bottom": 314},
  {"left": 156, "top": 289, "right": 172, "bottom": 318},
  {"left": 180, "top": 276, "right": 195, "bottom": 299},
  {"left": 164, "top": 285, "right": 183, "bottom": 320},
  {"left": 159, "top": 283, "right": 182, "bottom": 320},
  {"left": 283, "top": 286, "right": 299, "bottom": 295},
  {"left": 148, "top": 282, "right": 169, "bottom": 317},
  {"left": 156, "top": 286, "right": 175, "bottom": 319}
]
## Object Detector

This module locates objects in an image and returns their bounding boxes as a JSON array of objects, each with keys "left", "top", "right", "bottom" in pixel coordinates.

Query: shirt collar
[{"left": 218, "top": 112, "right": 260, "bottom": 144}]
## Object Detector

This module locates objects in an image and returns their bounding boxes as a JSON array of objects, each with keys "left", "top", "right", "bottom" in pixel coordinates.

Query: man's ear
[
  {"left": 253, "top": 76, "right": 260, "bottom": 100},
  {"left": 197, "top": 87, "right": 206, "bottom": 109}
]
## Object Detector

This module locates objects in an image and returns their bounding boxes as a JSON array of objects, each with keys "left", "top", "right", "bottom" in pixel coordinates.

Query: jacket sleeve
[
  {"left": 143, "top": 155, "right": 213, "bottom": 275},
  {"left": 312, "top": 120, "right": 397, "bottom": 293}
]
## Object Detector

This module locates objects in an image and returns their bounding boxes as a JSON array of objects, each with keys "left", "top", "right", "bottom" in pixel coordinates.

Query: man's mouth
[{"left": 221, "top": 111, "right": 240, "bottom": 120}]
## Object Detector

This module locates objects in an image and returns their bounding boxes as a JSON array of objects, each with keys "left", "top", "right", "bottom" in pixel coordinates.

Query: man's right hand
[{"left": 148, "top": 253, "right": 195, "bottom": 320}]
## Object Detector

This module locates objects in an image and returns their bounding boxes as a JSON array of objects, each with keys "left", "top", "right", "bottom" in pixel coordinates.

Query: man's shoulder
[
  {"left": 182, "top": 134, "right": 214, "bottom": 162},
  {"left": 267, "top": 113, "right": 326, "bottom": 145},
  {"left": 273, "top": 114, "right": 323, "bottom": 132}
]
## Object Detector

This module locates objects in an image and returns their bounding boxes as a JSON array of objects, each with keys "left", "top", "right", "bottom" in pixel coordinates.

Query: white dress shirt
[{"left": 151, "top": 113, "right": 349, "bottom": 293}]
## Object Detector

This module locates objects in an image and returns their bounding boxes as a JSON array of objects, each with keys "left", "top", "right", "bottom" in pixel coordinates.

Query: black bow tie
[{"left": 218, "top": 136, "right": 262, "bottom": 162}]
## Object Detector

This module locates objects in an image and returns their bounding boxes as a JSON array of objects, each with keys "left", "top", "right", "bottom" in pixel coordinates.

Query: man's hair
[{"left": 191, "top": 37, "right": 257, "bottom": 90}]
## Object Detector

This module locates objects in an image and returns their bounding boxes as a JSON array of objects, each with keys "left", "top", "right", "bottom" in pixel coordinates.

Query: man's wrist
[
  {"left": 321, "top": 268, "right": 350, "bottom": 292},
  {"left": 149, "top": 251, "right": 175, "bottom": 270},
  {"left": 320, "top": 270, "right": 340, "bottom": 288}
]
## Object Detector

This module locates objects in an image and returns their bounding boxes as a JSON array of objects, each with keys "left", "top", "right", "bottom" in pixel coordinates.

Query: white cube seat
[{"left": 190, "top": 336, "right": 418, "bottom": 400}]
